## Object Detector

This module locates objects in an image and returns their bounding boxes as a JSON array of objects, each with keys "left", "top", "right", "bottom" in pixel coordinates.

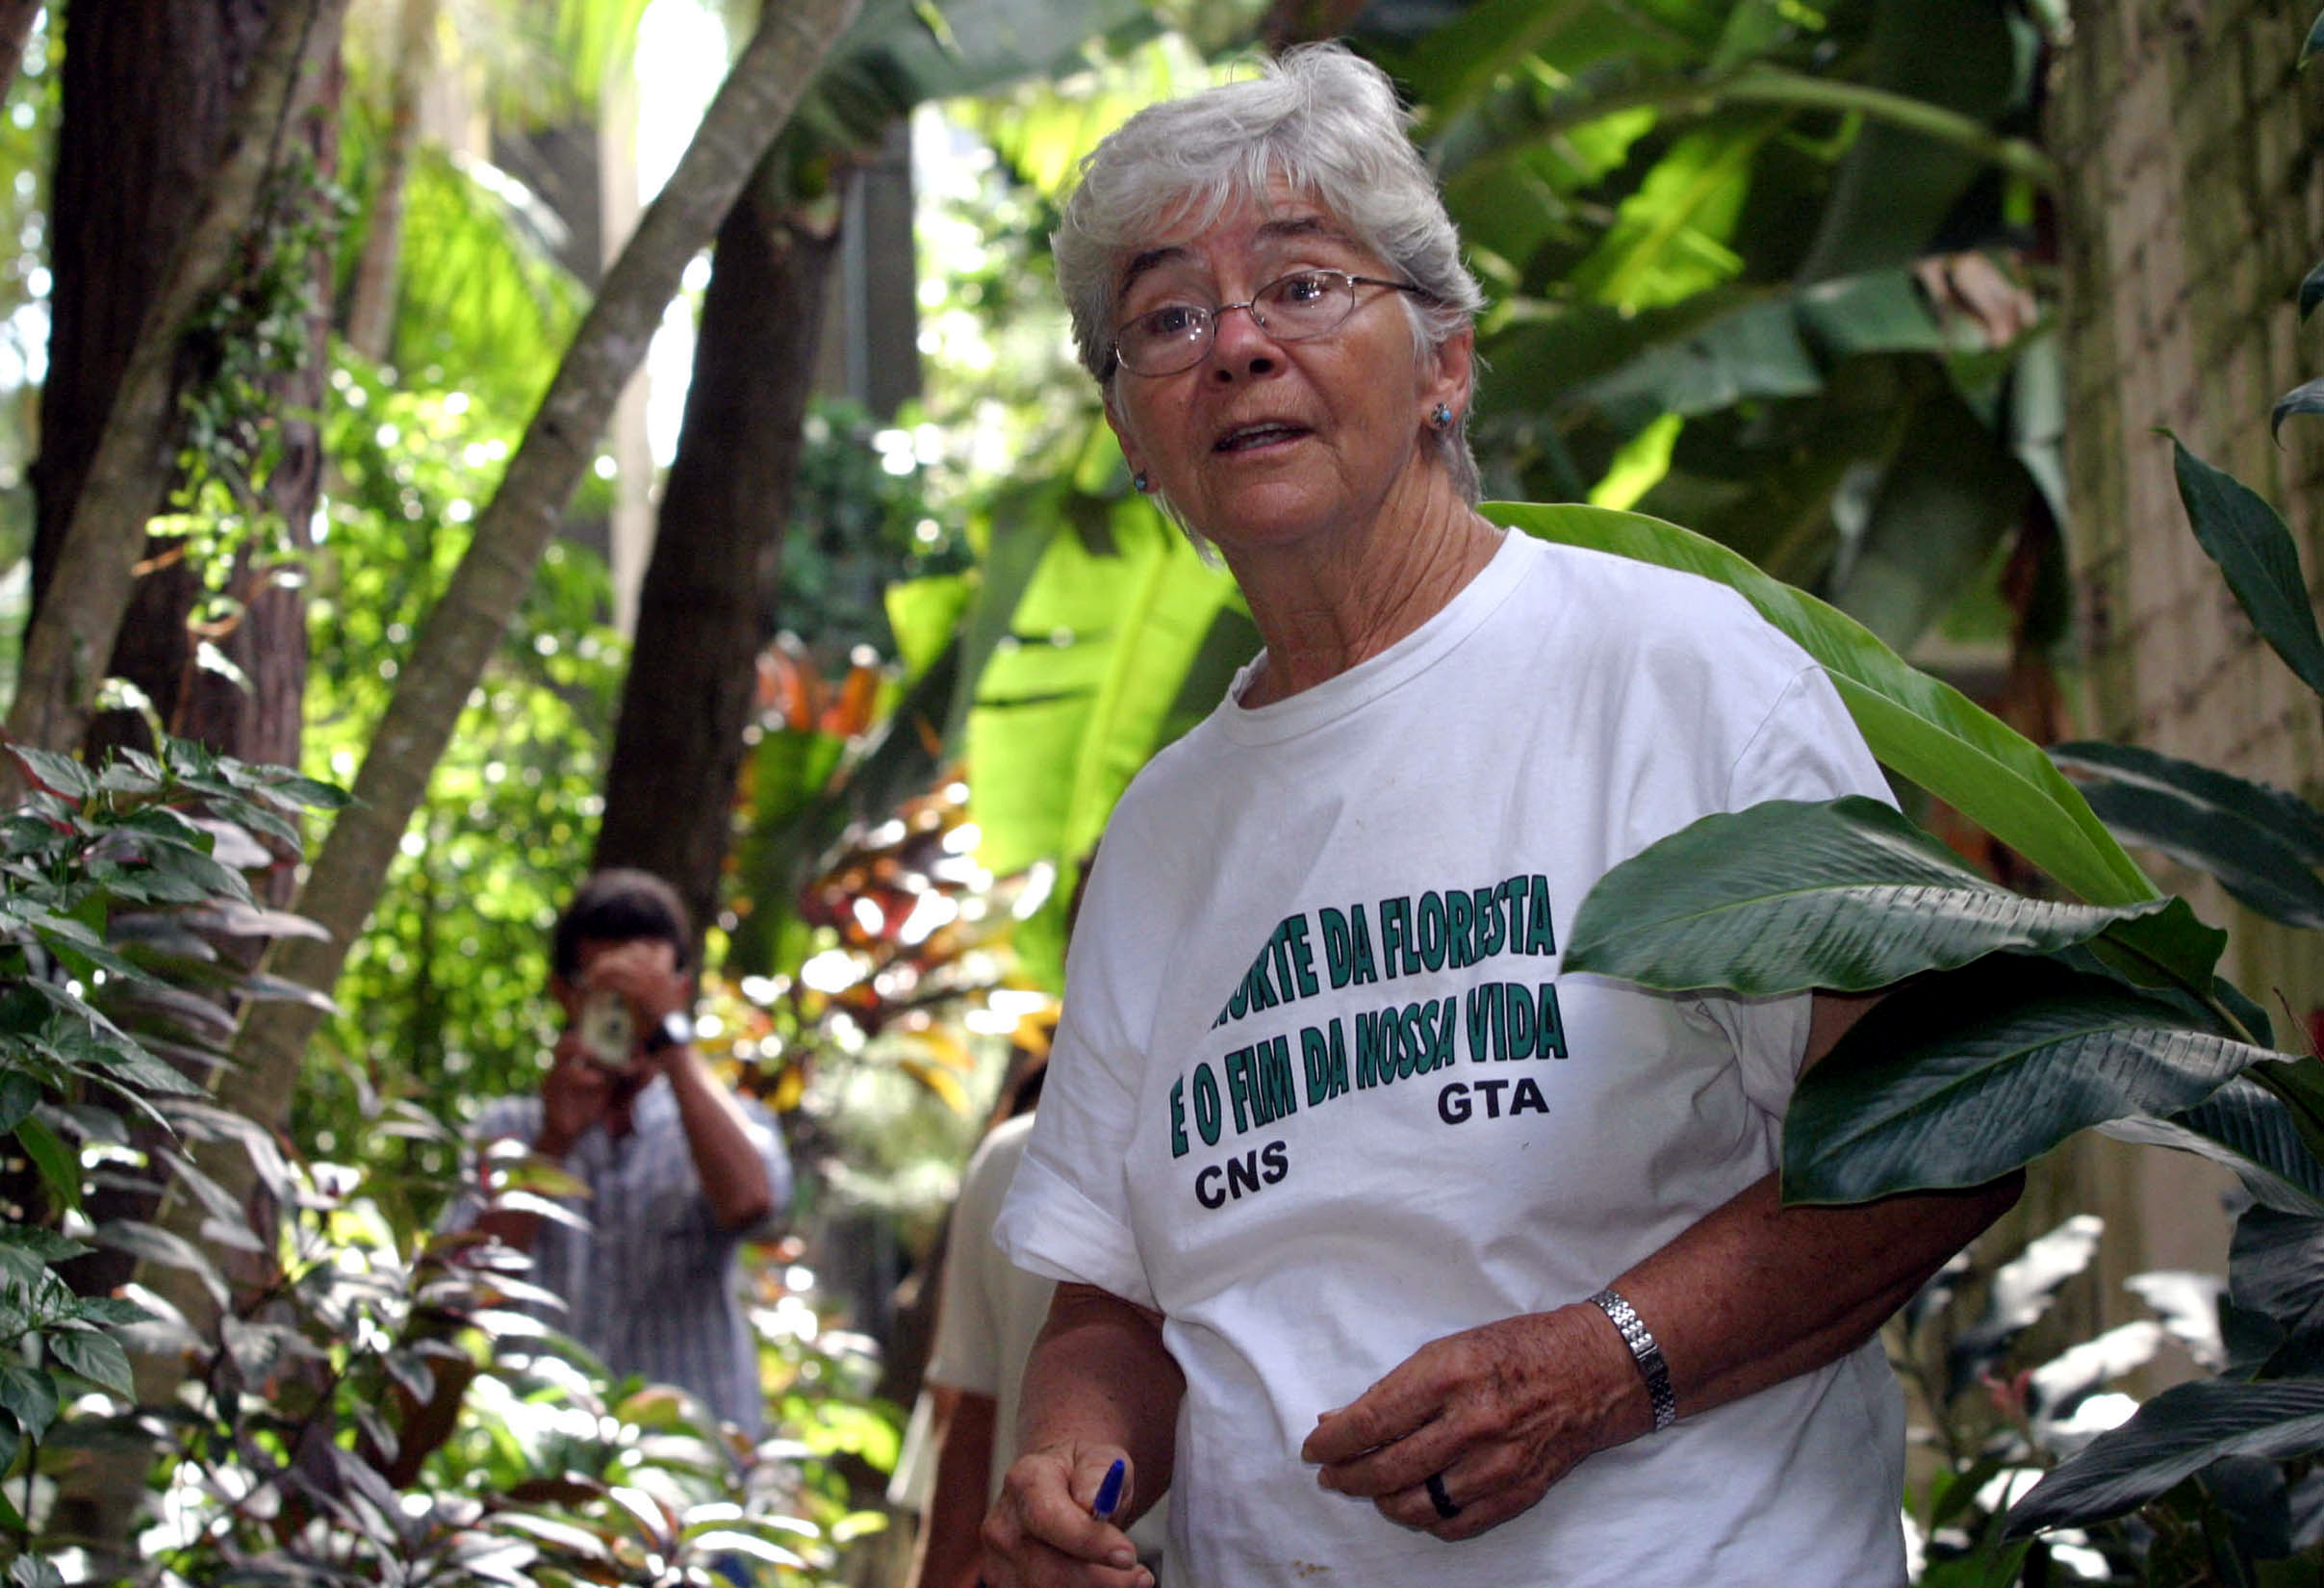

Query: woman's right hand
[{"left": 979, "top": 1445, "right": 1152, "bottom": 1588}]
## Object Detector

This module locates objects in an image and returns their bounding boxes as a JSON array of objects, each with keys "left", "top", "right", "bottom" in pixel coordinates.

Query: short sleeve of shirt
[
  {"left": 992, "top": 853, "right": 1160, "bottom": 1312},
  {"left": 1700, "top": 661, "right": 1894, "bottom": 1119}
]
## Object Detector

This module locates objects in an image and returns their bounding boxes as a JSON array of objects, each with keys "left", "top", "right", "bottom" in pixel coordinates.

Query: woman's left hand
[{"left": 1297, "top": 1304, "right": 1646, "bottom": 1542}]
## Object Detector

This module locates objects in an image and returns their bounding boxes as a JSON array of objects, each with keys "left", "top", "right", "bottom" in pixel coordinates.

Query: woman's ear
[{"left": 1423, "top": 322, "right": 1477, "bottom": 426}]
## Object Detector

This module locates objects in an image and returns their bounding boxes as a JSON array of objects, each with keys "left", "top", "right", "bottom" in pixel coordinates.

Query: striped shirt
[{"left": 458, "top": 1078, "right": 791, "bottom": 1438}]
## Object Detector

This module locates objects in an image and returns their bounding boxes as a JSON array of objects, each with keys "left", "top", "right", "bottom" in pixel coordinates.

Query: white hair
[{"left": 1054, "top": 42, "right": 1485, "bottom": 504}]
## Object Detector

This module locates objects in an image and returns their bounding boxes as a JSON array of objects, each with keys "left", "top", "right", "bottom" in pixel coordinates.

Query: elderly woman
[{"left": 984, "top": 43, "right": 2018, "bottom": 1588}]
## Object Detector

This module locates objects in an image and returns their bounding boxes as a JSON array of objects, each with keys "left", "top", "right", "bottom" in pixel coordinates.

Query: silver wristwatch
[{"left": 1590, "top": 1287, "right": 1677, "bottom": 1431}]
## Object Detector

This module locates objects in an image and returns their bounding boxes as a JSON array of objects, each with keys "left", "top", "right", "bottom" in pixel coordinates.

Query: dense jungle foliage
[{"left": 3, "top": 0, "right": 2318, "bottom": 1583}]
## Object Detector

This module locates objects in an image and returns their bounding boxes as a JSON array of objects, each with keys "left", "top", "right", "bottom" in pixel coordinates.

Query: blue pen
[{"left": 1091, "top": 1456, "right": 1127, "bottom": 1522}]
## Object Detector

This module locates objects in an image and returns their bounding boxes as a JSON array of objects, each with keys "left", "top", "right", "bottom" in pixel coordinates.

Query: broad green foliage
[
  {"left": 1563, "top": 796, "right": 2175, "bottom": 997},
  {"left": 0, "top": 738, "right": 343, "bottom": 1562},
  {"left": 1485, "top": 500, "right": 2156, "bottom": 907},
  {"left": 1781, "top": 955, "right": 2286, "bottom": 1202},
  {"left": 1552, "top": 224, "right": 2324, "bottom": 1568},
  {"left": 1369, "top": 0, "right": 2062, "bottom": 661},
  {"left": 953, "top": 483, "right": 1253, "bottom": 986},
  {"left": 2005, "top": 1381, "right": 2324, "bottom": 1539}
]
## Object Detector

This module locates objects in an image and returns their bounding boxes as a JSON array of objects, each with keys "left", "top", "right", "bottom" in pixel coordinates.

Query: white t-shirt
[{"left": 994, "top": 529, "right": 1907, "bottom": 1587}]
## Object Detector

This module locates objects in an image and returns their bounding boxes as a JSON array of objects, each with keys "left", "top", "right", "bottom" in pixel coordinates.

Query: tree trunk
[
  {"left": 26, "top": 0, "right": 334, "bottom": 1296},
  {"left": 593, "top": 156, "right": 840, "bottom": 949},
  {"left": 6, "top": 0, "right": 345, "bottom": 769},
  {"left": 200, "top": 0, "right": 863, "bottom": 1254},
  {"left": 0, "top": 0, "right": 39, "bottom": 108},
  {"left": 342, "top": 0, "right": 434, "bottom": 359}
]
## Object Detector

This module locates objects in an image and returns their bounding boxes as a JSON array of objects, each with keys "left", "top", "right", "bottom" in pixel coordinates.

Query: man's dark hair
[{"left": 552, "top": 868, "right": 692, "bottom": 980}]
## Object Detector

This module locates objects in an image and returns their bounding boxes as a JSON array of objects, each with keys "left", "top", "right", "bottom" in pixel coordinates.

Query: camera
[{"left": 576, "top": 989, "right": 634, "bottom": 1068}]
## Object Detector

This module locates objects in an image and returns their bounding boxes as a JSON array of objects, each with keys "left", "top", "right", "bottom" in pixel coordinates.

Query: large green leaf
[
  {"left": 2228, "top": 1202, "right": 2324, "bottom": 1330},
  {"left": 1391, "top": 0, "right": 1703, "bottom": 130},
  {"left": 1563, "top": 796, "right": 2174, "bottom": 996},
  {"left": 1569, "top": 296, "right": 1825, "bottom": 436},
  {"left": 1485, "top": 501, "right": 2157, "bottom": 906},
  {"left": 2053, "top": 742, "right": 2324, "bottom": 931},
  {"left": 2171, "top": 436, "right": 2324, "bottom": 702},
  {"left": 1826, "top": 388, "right": 2029, "bottom": 653},
  {"left": 1792, "top": 0, "right": 2021, "bottom": 284},
  {"left": 2102, "top": 1079, "right": 2324, "bottom": 1218},
  {"left": 1564, "top": 115, "right": 1781, "bottom": 312},
  {"left": 966, "top": 495, "right": 1249, "bottom": 882},
  {"left": 2054, "top": 740, "right": 2324, "bottom": 867},
  {"left": 1782, "top": 955, "right": 2286, "bottom": 1203},
  {"left": 2005, "top": 1380, "right": 2324, "bottom": 1536}
]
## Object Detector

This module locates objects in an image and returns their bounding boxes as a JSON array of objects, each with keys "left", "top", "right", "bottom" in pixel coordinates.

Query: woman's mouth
[{"left": 1214, "top": 422, "right": 1307, "bottom": 453}]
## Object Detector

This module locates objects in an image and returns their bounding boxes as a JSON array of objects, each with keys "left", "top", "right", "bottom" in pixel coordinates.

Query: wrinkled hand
[
  {"left": 1299, "top": 1305, "right": 1641, "bottom": 1542},
  {"left": 979, "top": 1445, "right": 1151, "bottom": 1588}
]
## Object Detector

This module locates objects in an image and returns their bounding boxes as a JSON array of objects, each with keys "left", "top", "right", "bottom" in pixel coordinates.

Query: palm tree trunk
[
  {"left": 4, "top": 0, "right": 345, "bottom": 768},
  {"left": 342, "top": 0, "right": 435, "bottom": 359},
  {"left": 592, "top": 151, "right": 841, "bottom": 948}
]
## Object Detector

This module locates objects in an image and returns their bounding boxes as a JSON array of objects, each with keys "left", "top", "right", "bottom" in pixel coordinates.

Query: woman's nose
[{"left": 1207, "top": 303, "right": 1281, "bottom": 376}]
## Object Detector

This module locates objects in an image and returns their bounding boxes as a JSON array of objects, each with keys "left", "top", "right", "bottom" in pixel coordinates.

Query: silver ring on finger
[{"left": 1425, "top": 1471, "right": 1462, "bottom": 1521}]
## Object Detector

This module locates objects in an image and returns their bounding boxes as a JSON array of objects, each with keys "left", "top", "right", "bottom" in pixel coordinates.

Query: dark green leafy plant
[
  {"left": 1500, "top": 229, "right": 2324, "bottom": 1575},
  {"left": 0, "top": 735, "right": 345, "bottom": 1570}
]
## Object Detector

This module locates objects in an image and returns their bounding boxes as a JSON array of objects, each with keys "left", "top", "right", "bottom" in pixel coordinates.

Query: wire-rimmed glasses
[{"left": 1111, "top": 269, "right": 1433, "bottom": 377}]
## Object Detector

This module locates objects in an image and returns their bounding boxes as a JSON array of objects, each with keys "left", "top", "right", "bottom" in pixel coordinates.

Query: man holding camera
[{"left": 458, "top": 868, "right": 792, "bottom": 1439}]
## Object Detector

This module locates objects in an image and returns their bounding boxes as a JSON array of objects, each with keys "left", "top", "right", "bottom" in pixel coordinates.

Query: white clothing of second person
[
  {"left": 993, "top": 528, "right": 1906, "bottom": 1587},
  {"left": 896, "top": 1114, "right": 1168, "bottom": 1556}
]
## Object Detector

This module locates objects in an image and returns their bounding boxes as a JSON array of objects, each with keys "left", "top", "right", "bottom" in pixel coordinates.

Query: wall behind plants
[{"left": 2051, "top": 0, "right": 2324, "bottom": 1321}]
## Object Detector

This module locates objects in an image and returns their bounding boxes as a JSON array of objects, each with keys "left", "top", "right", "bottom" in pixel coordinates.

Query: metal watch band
[{"left": 1590, "top": 1287, "right": 1677, "bottom": 1431}]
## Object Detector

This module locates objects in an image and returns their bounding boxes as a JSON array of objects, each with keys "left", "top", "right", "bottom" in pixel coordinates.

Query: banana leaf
[
  {"left": 1562, "top": 796, "right": 2177, "bottom": 996},
  {"left": 1484, "top": 501, "right": 2157, "bottom": 906}
]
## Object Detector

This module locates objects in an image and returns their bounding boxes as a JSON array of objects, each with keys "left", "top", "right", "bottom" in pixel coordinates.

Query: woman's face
[{"left": 1100, "top": 188, "right": 1471, "bottom": 557}]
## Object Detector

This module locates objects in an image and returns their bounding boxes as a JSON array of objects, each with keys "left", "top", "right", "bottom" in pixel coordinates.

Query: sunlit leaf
[{"left": 92, "top": 1219, "right": 227, "bottom": 1312}]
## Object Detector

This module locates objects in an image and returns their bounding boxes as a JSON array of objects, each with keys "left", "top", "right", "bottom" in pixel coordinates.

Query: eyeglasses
[{"left": 1111, "top": 269, "right": 1434, "bottom": 377}]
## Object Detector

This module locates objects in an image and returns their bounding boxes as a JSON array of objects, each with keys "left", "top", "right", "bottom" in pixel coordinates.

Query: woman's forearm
[
  {"left": 1015, "top": 1283, "right": 1186, "bottom": 1525},
  {"left": 1601, "top": 1167, "right": 2024, "bottom": 1430}
]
